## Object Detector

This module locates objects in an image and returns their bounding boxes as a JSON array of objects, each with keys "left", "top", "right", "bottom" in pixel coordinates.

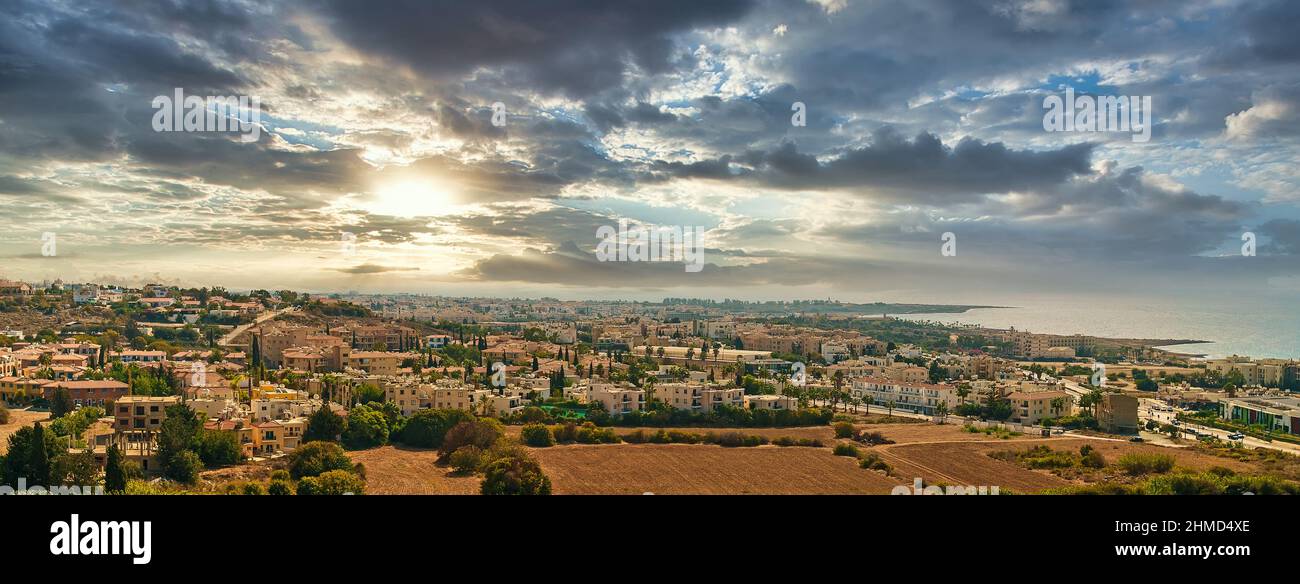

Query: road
[
  {"left": 1137, "top": 397, "right": 1300, "bottom": 455},
  {"left": 217, "top": 306, "right": 298, "bottom": 347}
]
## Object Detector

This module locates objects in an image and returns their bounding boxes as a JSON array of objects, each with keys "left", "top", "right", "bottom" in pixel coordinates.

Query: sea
[{"left": 891, "top": 295, "right": 1299, "bottom": 360}]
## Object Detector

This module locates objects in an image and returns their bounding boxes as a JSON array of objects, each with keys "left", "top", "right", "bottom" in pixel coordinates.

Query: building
[
  {"left": 1220, "top": 396, "right": 1300, "bottom": 435},
  {"left": 1096, "top": 393, "right": 1139, "bottom": 433},
  {"left": 114, "top": 395, "right": 181, "bottom": 434},
  {"left": 115, "top": 350, "right": 165, "bottom": 363},
  {"left": 1006, "top": 390, "right": 1074, "bottom": 425},
  {"left": 347, "top": 351, "right": 405, "bottom": 376},
  {"left": 654, "top": 383, "right": 745, "bottom": 413},
  {"left": 46, "top": 379, "right": 131, "bottom": 405},
  {"left": 587, "top": 383, "right": 646, "bottom": 416},
  {"left": 744, "top": 394, "right": 798, "bottom": 411},
  {"left": 850, "top": 378, "right": 957, "bottom": 416}
]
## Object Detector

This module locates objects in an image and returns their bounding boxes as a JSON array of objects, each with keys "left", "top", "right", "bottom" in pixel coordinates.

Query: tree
[
  {"left": 51, "top": 450, "right": 100, "bottom": 487},
  {"left": 304, "top": 405, "right": 346, "bottom": 443},
  {"left": 49, "top": 388, "right": 75, "bottom": 419},
  {"left": 157, "top": 404, "right": 203, "bottom": 482},
  {"left": 27, "top": 422, "right": 51, "bottom": 486},
  {"left": 934, "top": 402, "right": 949, "bottom": 424},
  {"left": 353, "top": 383, "right": 384, "bottom": 406},
  {"left": 438, "top": 419, "right": 505, "bottom": 457},
  {"left": 287, "top": 441, "right": 354, "bottom": 479},
  {"left": 195, "top": 429, "right": 242, "bottom": 467},
  {"left": 2, "top": 424, "right": 59, "bottom": 487},
  {"left": 296, "top": 469, "right": 365, "bottom": 495},
  {"left": 480, "top": 454, "right": 551, "bottom": 495},
  {"left": 342, "top": 404, "right": 390, "bottom": 449},
  {"left": 104, "top": 445, "right": 128, "bottom": 493},
  {"left": 520, "top": 424, "right": 554, "bottom": 447},
  {"left": 397, "top": 409, "right": 474, "bottom": 448}
]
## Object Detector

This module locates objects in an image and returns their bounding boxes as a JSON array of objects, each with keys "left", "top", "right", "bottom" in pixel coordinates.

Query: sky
[{"left": 1, "top": 0, "right": 1297, "bottom": 306}]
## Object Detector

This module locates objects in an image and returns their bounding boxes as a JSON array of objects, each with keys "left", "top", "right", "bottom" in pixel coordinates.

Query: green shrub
[
  {"left": 1116, "top": 453, "right": 1175, "bottom": 475},
  {"left": 833, "top": 443, "right": 860, "bottom": 457},
  {"left": 575, "top": 423, "right": 620, "bottom": 444},
  {"left": 297, "top": 469, "right": 365, "bottom": 495},
  {"left": 833, "top": 421, "right": 856, "bottom": 439},
  {"left": 241, "top": 482, "right": 265, "bottom": 495},
  {"left": 287, "top": 441, "right": 353, "bottom": 479},
  {"left": 267, "top": 480, "right": 294, "bottom": 495},
  {"left": 438, "top": 418, "right": 505, "bottom": 456},
  {"left": 398, "top": 409, "right": 475, "bottom": 448},
  {"left": 449, "top": 445, "right": 484, "bottom": 474},
  {"left": 858, "top": 452, "right": 891, "bottom": 472},
  {"left": 520, "top": 424, "right": 555, "bottom": 447},
  {"left": 480, "top": 454, "right": 551, "bottom": 495}
]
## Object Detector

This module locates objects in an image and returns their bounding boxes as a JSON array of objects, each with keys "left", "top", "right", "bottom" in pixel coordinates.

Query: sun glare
[{"left": 366, "top": 179, "right": 457, "bottom": 217}]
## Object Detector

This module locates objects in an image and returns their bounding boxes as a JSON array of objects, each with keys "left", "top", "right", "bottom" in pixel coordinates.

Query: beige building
[
  {"left": 1097, "top": 393, "right": 1139, "bottom": 433},
  {"left": 744, "top": 394, "right": 798, "bottom": 410},
  {"left": 587, "top": 383, "right": 646, "bottom": 416},
  {"left": 1006, "top": 390, "right": 1074, "bottom": 425}
]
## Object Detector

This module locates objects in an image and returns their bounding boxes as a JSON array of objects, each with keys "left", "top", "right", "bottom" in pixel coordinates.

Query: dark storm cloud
[
  {"left": 334, "top": 263, "right": 420, "bottom": 275},
  {"left": 313, "top": 0, "right": 756, "bottom": 97},
  {"left": 652, "top": 128, "right": 1094, "bottom": 203},
  {"left": 1257, "top": 219, "right": 1300, "bottom": 255}
]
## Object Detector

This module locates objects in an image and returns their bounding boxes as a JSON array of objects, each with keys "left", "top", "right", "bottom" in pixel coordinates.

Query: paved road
[
  {"left": 218, "top": 306, "right": 297, "bottom": 347},
  {"left": 1137, "top": 397, "right": 1300, "bottom": 454}
]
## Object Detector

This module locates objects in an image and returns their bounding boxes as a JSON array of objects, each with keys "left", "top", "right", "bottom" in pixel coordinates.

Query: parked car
[
  {"left": 1228, "top": 433, "right": 1245, "bottom": 440},
  {"left": 1129, "top": 436, "right": 1144, "bottom": 442}
]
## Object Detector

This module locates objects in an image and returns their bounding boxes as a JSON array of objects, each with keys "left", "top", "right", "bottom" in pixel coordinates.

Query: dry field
[
  {"left": 529, "top": 443, "right": 902, "bottom": 494},
  {"left": 0, "top": 408, "right": 50, "bottom": 455},
  {"left": 504, "top": 424, "right": 837, "bottom": 442},
  {"left": 349, "top": 446, "right": 481, "bottom": 494}
]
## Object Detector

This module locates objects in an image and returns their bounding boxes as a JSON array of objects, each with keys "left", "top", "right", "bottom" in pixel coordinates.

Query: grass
[{"left": 1115, "top": 452, "right": 1176, "bottom": 475}]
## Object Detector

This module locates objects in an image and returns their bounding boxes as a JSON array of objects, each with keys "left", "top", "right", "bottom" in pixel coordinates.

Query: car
[
  {"left": 1129, "top": 436, "right": 1144, "bottom": 442},
  {"left": 1171, "top": 419, "right": 1181, "bottom": 426},
  {"left": 1228, "top": 433, "right": 1245, "bottom": 440}
]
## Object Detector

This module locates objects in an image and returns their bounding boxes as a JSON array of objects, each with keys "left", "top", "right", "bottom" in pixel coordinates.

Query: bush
[
  {"left": 267, "top": 480, "right": 294, "bottom": 495},
  {"left": 439, "top": 419, "right": 505, "bottom": 457},
  {"left": 163, "top": 450, "right": 203, "bottom": 484},
  {"left": 520, "top": 424, "right": 555, "bottom": 447},
  {"left": 833, "top": 421, "right": 856, "bottom": 439},
  {"left": 0, "top": 405, "right": 8, "bottom": 425},
  {"left": 448, "top": 446, "right": 484, "bottom": 473},
  {"left": 833, "top": 443, "right": 860, "bottom": 457},
  {"left": 713, "top": 431, "right": 767, "bottom": 447},
  {"left": 773, "top": 436, "right": 824, "bottom": 447},
  {"left": 287, "top": 441, "right": 353, "bottom": 479},
  {"left": 480, "top": 454, "right": 551, "bottom": 495},
  {"left": 341, "top": 404, "right": 389, "bottom": 450},
  {"left": 297, "top": 469, "right": 365, "bottom": 495},
  {"left": 1116, "top": 453, "right": 1175, "bottom": 475},
  {"left": 574, "top": 423, "right": 620, "bottom": 444},
  {"left": 1080, "top": 446, "right": 1106, "bottom": 469},
  {"left": 858, "top": 452, "right": 891, "bottom": 472},
  {"left": 398, "top": 409, "right": 475, "bottom": 448},
  {"left": 303, "top": 405, "right": 346, "bottom": 443},
  {"left": 196, "top": 429, "right": 243, "bottom": 467},
  {"left": 241, "top": 482, "right": 265, "bottom": 495},
  {"left": 270, "top": 469, "right": 290, "bottom": 482}
]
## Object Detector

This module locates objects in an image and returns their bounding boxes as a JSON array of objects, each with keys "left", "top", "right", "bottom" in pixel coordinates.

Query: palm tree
[
  {"left": 935, "top": 402, "right": 949, "bottom": 424},
  {"left": 886, "top": 399, "right": 896, "bottom": 418},
  {"left": 863, "top": 395, "right": 874, "bottom": 415}
]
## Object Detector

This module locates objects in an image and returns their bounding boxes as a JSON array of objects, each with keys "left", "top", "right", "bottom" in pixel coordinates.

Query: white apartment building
[
  {"left": 587, "top": 383, "right": 646, "bottom": 416},
  {"left": 850, "top": 377, "right": 958, "bottom": 416}
]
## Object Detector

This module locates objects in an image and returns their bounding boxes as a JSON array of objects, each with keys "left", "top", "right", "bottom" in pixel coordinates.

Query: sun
[{"left": 365, "top": 178, "right": 457, "bottom": 217}]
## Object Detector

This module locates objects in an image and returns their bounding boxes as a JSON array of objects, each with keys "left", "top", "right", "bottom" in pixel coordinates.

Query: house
[
  {"left": 46, "top": 379, "right": 131, "bottom": 405},
  {"left": 115, "top": 350, "right": 166, "bottom": 363},
  {"left": 745, "top": 394, "right": 798, "bottom": 410},
  {"left": 114, "top": 395, "right": 181, "bottom": 434},
  {"left": 1096, "top": 393, "right": 1139, "bottom": 433},
  {"left": 1006, "top": 390, "right": 1075, "bottom": 425},
  {"left": 0, "top": 280, "right": 33, "bottom": 296},
  {"left": 587, "top": 383, "right": 645, "bottom": 416},
  {"left": 850, "top": 377, "right": 958, "bottom": 416}
]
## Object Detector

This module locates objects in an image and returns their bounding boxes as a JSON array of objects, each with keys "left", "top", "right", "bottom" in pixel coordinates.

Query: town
[{"left": 1, "top": 276, "right": 1298, "bottom": 495}]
